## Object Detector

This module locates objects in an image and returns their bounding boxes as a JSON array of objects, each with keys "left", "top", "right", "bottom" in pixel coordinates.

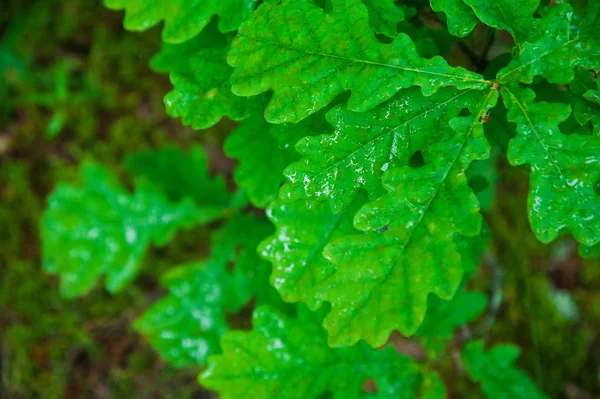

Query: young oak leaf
[
  {"left": 281, "top": 87, "right": 484, "bottom": 213},
  {"left": 430, "top": 0, "right": 479, "bottom": 38},
  {"left": 462, "top": 0, "right": 539, "bottom": 50},
  {"left": 42, "top": 163, "right": 218, "bottom": 298},
  {"left": 317, "top": 90, "right": 498, "bottom": 347},
  {"left": 134, "top": 260, "right": 248, "bottom": 367},
  {"left": 150, "top": 29, "right": 261, "bottom": 130},
  {"left": 228, "top": 0, "right": 489, "bottom": 123},
  {"left": 135, "top": 213, "right": 283, "bottom": 367},
  {"left": 502, "top": 85, "right": 600, "bottom": 246},
  {"left": 462, "top": 340, "right": 549, "bottom": 399},
  {"left": 201, "top": 305, "right": 447, "bottom": 399},
  {"left": 225, "top": 116, "right": 293, "bottom": 207},
  {"left": 150, "top": 22, "right": 228, "bottom": 75},
  {"left": 497, "top": 2, "right": 600, "bottom": 84},
  {"left": 259, "top": 196, "right": 366, "bottom": 311},
  {"left": 104, "top": 0, "right": 260, "bottom": 43},
  {"left": 210, "top": 213, "right": 287, "bottom": 309},
  {"left": 571, "top": 70, "right": 600, "bottom": 136},
  {"left": 362, "top": 0, "right": 411, "bottom": 38},
  {"left": 225, "top": 110, "right": 329, "bottom": 207},
  {"left": 416, "top": 289, "right": 488, "bottom": 356},
  {"left": 125, "top": 144, "right": 230, "bottom": 207}
]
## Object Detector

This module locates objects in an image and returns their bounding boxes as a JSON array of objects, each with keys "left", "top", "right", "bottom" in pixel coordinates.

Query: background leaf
[
  {"left": 42, "top": 163, "right": 215, "bottom": 298},
  {"left": 462, "top": 340, "right": 549, "bottom": 399},
  {"left": 125, "top": 145, "right": 230, "bottom": 207},
  {"left": 134, "top": 261, "right": 248, "bottom": 367},
  {"left": 104, "top": 0, "right": 260, "bottom": 43}
]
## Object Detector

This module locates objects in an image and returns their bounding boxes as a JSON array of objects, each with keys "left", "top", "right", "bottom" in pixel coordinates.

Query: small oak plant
[{"left": 42, "top": 0, "right": 599, "bottom": 397}]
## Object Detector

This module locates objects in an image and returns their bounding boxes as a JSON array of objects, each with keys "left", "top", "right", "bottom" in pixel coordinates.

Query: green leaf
[
  {"left": 417, "top": 289, "right": 487, "bottom": 356},
  {"left": 576, "top": 1, "right": 600, "bottom": 69},
  {"left": 462, "top": 340, "right": 549, "bottom": 399},
  {"left": 134, "top": 260, "right": 248, "bottom": 367},
  {"left": 259, "top": 196, "right": 365, "bottom": 310},
  {"left": 579, "top": 242, "right": 600, "bottom": 258},
  {"left": 572, "top": 70, "right": 600, "bottom": 136},
  {"left": 210, "top": 213, "right": 286, "bottom": 310},
  {"left": 42, "top": 163, "right": 214, "bottom": 298},
  {"left": 228, "top": 0, "right": 490, "bottom": 123},
  {"left": 281, "top": 87, "right": 484, "bottom": 212},
  {"left": 166, "top": 47, "right": 260, "bottom": 129},
  {"left": 135, "top": 212, "right": 287, "bottom": 367},
  {"left": 430, "top": 0, "right": 479, "bottom": 37},
  {"left": 225, "top": 110, "right": 329, "bottom": 207},
  {"left": 201, "top": 305, "right": 446, "bottom": 399},
  {"left": 502, "top": 85, "right": 600, "bottom": 246},
  {"left": 225, "top": 115, "right": 291, "bottom": 207},
  {"left": 463, "top": 0, "right": 538, "bottom": 49},
  {"left": 316, "top": 89, "right": 498, "bottom": 346},
  {"left": 125, "top": 145, "right": 230, "bottom": 207},
  {"left": 497, "top": 2, "right": 600, "bottom": 84},
  {"left": 104, "top": 0, "right": 260, "bottom": 43},
  {"left": 581, "top": 90, "right": 600, "bottom": 134},
  {"left": 150, "top": 27, "right": 259, "bottom": 129},
  {"left": 150, "top": 20, "right": 228, "bottom": 75},
  {"left": 363, "top": 0, "right": 408, "bottom": 38},
  {"left": 467, "top": 153, "right": 499, "bottom": 211}
]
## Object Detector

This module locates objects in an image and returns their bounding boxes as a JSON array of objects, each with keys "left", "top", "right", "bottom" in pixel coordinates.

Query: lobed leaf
[
  {"left": 430, "top": 0, "right": 479, "bottom": 37},
  {"left": 463, "top": 0, "right": 539, "bottom": 49},
  {"left": 362, "top": 0, "right": 410, "bottom": 38},
  {"left": 462, "top": 340, "right": 549, "bottom": 399},
  {"left": 125, "top": 144, "right": 230, "bottom": 206},
  {"left": 42, "top": 163, "right": 216, "bottom": 298},
  {"left": 228, "top": 0, "right": 490, "bottom": 123},
  {"left": 417, "top": 289, "right": 487, "bottom": 356},
  {"left": 225, "top": 110, "right": 329, "bottom": 207},
  {"left": 201, "top": 305, "right": 446, "bottom": 399},
  {"left": 210, "top": 213, "right": 286, "bottom": 309},
  {"left": 134, "top": 261, "right": 248, "bottom": 367},
  {"left": 281, "top": 87, "right": 484, "bottom": 212},
  {"left": 150, "top": 22, "right": 228, "bottom": 75},
  {"left": 502, "top": 85, "right": 600, "bottom": 246},
  {"left": 572, "top": 70, "right": 600, "bottom": 136},
  {"left": 317, "top": 90, "right": 498, "bottom": 346},
  {"left": 497, "top": 2, "right": 600, "bottom": 84},
  {"left": 151, "top": 28, "right": 260, "bottom": 130},
  {"left": 104, "top": 0, "right": 260, "bottom": 43},
  {"left": 259, "top": 196, "right": 365, "bottom": 310},
  {"left": 135, "top": 213, "right": 286, "bottom": 367}
]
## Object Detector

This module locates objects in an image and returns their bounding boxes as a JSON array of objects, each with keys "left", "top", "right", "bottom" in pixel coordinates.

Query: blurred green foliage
[{"left": 0, "top": 0, "right": 220, "bottom": 397}]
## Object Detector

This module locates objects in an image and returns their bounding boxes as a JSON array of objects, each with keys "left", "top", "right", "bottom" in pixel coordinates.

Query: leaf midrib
[{"left": 237, "top": 35, "right": 492, "bottom": 84}]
